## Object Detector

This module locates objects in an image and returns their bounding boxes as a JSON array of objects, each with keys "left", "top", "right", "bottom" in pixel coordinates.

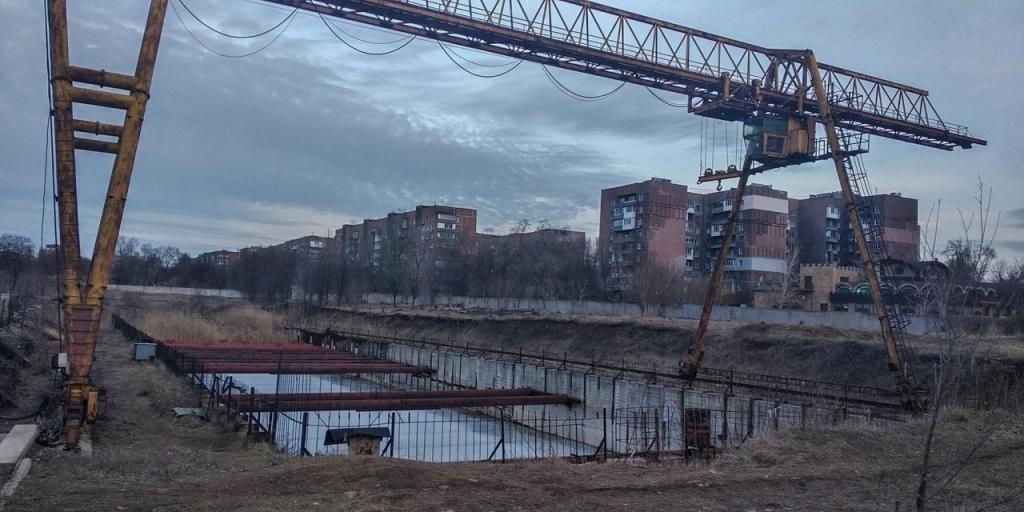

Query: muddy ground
[{"left": 3, "top": 296, "right": 1023, "bottom": 511}]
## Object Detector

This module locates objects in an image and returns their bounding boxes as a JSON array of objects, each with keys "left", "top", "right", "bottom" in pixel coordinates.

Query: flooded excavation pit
[{"left": 157, "top": 339, "right": 590, "bottom": 462}]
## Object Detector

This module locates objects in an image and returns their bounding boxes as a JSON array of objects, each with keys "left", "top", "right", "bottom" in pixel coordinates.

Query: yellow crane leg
[{"left": 47, "top": 0, "right": 169, "bottom": 448}]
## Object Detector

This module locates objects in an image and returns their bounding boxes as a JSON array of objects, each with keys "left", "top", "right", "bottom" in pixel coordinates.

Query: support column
[
  {"left": 802, "top": 51, "right": 917, "bottom": 408},
  {"left": 683, "top": 156, "right": 753, "bottom": 378},
  {"left": 53, "top": 0, "right": 171, "bottom": 448}
]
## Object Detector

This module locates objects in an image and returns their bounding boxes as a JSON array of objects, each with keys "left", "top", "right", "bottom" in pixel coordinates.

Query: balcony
[
  {"left": 826, "top": 206, "right": 841, "bottom": 220},
  {"left": 710, "top": 223, "right": 726, "bottom": 237}
]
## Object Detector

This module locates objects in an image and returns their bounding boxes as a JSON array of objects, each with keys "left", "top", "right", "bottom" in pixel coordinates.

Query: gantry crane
[{"left": 48, "top": 0, "right": 984, "bottom": 447}]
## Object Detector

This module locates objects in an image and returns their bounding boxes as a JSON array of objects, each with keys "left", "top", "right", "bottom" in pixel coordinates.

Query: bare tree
[
  {"left": 631, "top": 257, "right": 686, "bottom": 317},
  {"left": 911, "top": 177, "right": 1022, "bottom": 512},
  {"left": 760, "top": 247, "right": 801, "bottom": 309}
]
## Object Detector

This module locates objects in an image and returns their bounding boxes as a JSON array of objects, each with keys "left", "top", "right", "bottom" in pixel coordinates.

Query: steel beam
[
  {"left": 683, "top": 156, "right": 752, "bottom": 378},
  {"left": 804, "top": 51, "right": 919, "bottom": 409},
  {"left": 72, "top": 119, "right": 124, "bottom": 137},
  {"left": 67, "top": 65, "right": 140, "bottom": 90},
  {"left": 68, "top": 87, "right": 134, "bottom": 110},
  {"left": 179, "top": 362, "right": 431, "bottom": 374},
  {"left": 235, "top": 394, "right": 575, "bottom": 412},
  {"left": 268, "top": 0, "right": 985, "bottom": 150},
  {"left": 229, "top": 388, "right": 545, "bottom": 403},
  {"left": 73, "top": 137, "right": 120, "bottom": 154}
]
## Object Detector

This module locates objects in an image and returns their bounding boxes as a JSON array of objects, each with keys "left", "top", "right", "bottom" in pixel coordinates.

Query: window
[
  {"left": 840, "top": 276, "right": 849, "bottom": 283},
  {"left": 804, "top": 276, "right": 813, "bottom": 290}
]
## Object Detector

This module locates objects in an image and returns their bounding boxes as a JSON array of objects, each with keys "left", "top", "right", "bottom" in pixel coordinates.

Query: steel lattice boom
[{"left": 269, "top": 0, "right": 985, "bottom": 150}]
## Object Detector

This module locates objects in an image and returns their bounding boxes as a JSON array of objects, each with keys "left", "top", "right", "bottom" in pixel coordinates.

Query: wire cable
[
  {"left": 436, "top": 39, "right": 523, "bottom": 78},
  {"left": 322, "top": 17, "right": 414, "bottom": 46},
  {"left": 645, "top": 86, "right": 687, "bottom": 108},
  {"left": 171, "top": 0, "right": 295, "bottom": 58},
  {"left": 440, "top": 41, "right": 519, "bottom": 68},
  {"left": 541, "top": 65, "right": 625, "bottom": 102},
  {"left": 178, "top": 0, "right": 297, "bottom": 39},
  {"left": 318, "top": 9, "right": 416, "bottom": 56}
]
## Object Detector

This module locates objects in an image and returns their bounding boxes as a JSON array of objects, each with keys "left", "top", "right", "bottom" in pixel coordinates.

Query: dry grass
[{"left": 134, "top": 305, "right": 287, "bottom": 342}]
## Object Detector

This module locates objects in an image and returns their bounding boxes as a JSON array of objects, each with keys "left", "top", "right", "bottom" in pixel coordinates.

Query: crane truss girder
[{"left": 271, "top": 0, "right": 986, "bottom": 150}]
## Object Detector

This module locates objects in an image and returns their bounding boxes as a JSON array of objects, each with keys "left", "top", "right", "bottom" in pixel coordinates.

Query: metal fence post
[
  {"left": 247, "top": 386, "right": 255, "bottom": 436},
  {"left": 389, "top": 412, "right": 396, "bottom": 457},
  {"left": 602, "top": 407, "right": 608, "bottom": 462},
  {"left": 500, "top": 412, "right": 506, "bottom": 463},
  {"left": 300, "top": 412, "right": 309, "bottom": 456}
]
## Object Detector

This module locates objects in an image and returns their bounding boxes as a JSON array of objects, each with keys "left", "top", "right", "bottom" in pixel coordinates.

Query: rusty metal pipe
[
  {"left": 68, "top": 87, "right": 134, "bottom": 110},
  {"left": 67, "top": 65, "right": 139, "bottom": 90},
  {"left": 72, "top": 119, "right": 123, "bottom": 137},
  {"left": 73, "top": 137, "right": 119, "bottom": 154}
]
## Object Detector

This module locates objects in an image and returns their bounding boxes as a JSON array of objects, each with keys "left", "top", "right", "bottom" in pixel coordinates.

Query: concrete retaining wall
[
  {"left": 108, "top": 284, "right": 245, "bottom": 299},
  {"left": 363, "top": 292, "right": 941, "bottom": 334}
]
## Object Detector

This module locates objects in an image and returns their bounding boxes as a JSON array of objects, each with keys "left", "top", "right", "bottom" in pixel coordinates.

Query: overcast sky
[{"left": 2, "top": 0, "right": 1022, "bottom": 261}]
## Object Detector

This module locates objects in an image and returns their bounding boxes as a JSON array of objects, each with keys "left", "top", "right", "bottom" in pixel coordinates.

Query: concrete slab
[
  {"left": 0, "top": 425, "right": 38, "bottom": 468},
  {"left": 0, "top": 458, "right": 32, "bottom": 510}
]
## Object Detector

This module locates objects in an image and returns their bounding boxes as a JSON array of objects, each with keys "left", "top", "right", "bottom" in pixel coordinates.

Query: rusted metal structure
[
  {"left": 159, "top": 339, "right": 432, "bottom": 375},
  {"left": 254, "top": 1, "right": 984, "bottom": 408},
  {"left": 51, "top": 0, "right": 983, "bottom": 445},
  {"left": 47, "top": 0, "right": 169, "bottom": 448},
  {"left": 229, "top": 388, "right": 577, "bottom": 412}
]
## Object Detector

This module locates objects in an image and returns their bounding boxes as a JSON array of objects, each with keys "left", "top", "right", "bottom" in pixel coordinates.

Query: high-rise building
[
  {"left": 196, "top": 249, "right": 238, "bottom": 267},
  {"left": 688, "top": 183, "right": 791, "bottom": 302},
  {"left": 274, "top": 235, "right": 333, "bottom": 264},
  {"left": 793, "top": 192, "right": 919, "bottom": 266},
  {"left": 334, "top": 205, "right": 477, "bottom": 270},
  {"left": 598, "top": 178, "right": 688, "bottom": 290}
]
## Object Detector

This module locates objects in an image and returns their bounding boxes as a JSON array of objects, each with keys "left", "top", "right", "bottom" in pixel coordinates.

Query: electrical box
[{"left": 51, "top": 352, "right": 68, "bottom": 370}]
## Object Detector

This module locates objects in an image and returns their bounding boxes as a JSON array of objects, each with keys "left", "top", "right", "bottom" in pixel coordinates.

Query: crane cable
[
  {"left": 645, "top": 86, "right": 687, "bottom": 108},
  {"left": 439, "top": 41, "right": 520, "bottom": 68},
  {"left": 178, "top": 0, "right": 297, "bottom": 39},
  {"left": 541, "top": 65, "right": 625, "bottom": 102},
  {"left": 318, "top": 10, "right": 417, "bottom": 56},
  {"left": 171, "top": 0, "right": 296, "bottom": 58},
  {"left": 436, "top": 40, "right": 523, "bottom": 78}
]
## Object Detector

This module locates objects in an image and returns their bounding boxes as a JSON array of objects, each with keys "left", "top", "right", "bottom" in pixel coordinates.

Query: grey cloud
[
  {"left": 1005, "top": 208, "right": 1024, "bottom": 229},
  {"left": 2, "top": 0, "right": 1022, "bottom": 261}
]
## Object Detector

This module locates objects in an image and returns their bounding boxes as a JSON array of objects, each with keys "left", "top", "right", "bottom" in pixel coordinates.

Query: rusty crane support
[{"left": 47, "top": 0, "right": 169, "bottom": 448}]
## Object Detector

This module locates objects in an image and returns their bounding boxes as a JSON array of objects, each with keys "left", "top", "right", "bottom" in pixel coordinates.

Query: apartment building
[
  {"left": 689, "top": 183, "right": 791, "bottom": 302},
  {"left": 793, "top": 191, "right": 919, "bottom": 266},
  {"left": 334, "top": 205, "right": 477, "bottom": 269},
  {"left": 196, "top": 249, "right": 238, "bottom": 267},
  {"left": 275, "top": 235, "right": 333, "bottom": 264},
  {"left": 598, "top": 178, "right": 688, "bottom": 290}
]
